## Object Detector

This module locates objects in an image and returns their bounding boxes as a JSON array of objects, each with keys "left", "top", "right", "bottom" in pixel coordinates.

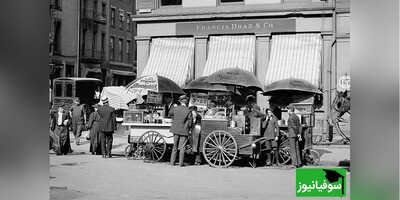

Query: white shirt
[{"left": 57, "top": 112, "right": 63, "bottom": 126}]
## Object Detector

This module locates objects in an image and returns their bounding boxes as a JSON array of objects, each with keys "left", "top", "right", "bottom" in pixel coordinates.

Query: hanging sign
[
  {"left": 146, "top": 91, "right": 162, "bottom": 104},
  {"left": 338, "top": 75, "right": 350, "bottom": 90},
  {"left": 189, "top": 93, "right": 208, "bottom": 112}
]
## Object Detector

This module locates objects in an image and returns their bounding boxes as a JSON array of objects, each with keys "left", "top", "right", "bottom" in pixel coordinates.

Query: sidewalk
[{"left": 61, "top": 132, "right": 350, "bottom": 167}]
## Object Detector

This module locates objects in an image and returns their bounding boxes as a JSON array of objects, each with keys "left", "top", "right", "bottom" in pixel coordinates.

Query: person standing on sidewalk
[
  {"left": 169, "top": 95, "right": 193, "bottom": 167},
  {"left": 188, "top": 105, "right": 202, "bottom": 165},
  {"left": 69, "top": 97, "right": 87, "bottom": 146},
  {"left": 262, "top": 108, "right": 281, "bottom": 166},
  {"left": 51, "top": 103, "right": 72, "bottom": 155},
  {"left": 287, "top": 104, "right": 302, "bottom": 168},
  {"left": 87, "top": 103, "right": 102, "bottom": 155},
  {"left": 97, "top": 96, "right": 117, "bottom": 158}
]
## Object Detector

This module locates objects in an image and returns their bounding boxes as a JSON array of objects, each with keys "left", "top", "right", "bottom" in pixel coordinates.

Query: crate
[
  {"left": 249, "top": 118, "right": 262, "bottom": 136},
  {"left": 201, "top": 119, "right": 228, "bottom": 135}
]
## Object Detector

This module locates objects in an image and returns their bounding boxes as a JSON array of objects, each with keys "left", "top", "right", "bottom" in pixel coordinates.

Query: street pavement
[{"left": 58, "top": 127, "right": 350, "bottom": 168}]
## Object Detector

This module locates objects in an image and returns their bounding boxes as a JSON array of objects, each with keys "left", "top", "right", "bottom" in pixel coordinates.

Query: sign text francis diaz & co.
[{"left": 176, "top": 19, "right": 296, "bottom": 35}]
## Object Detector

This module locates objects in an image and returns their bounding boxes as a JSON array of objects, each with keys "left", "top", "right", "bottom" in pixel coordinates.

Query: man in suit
[
  {"left": 262, "top": 108, "right": 281, "bottom": 166},
  {"left": 51, "top": 103, "right": 72, "bottom": 155},
  {"left": 69, "top": 97, "right": 87, "bottom": 146},
  {"left": 189, "top": 106, "right": 202, "bottom": 165},
  {"left": 287, "top": 104, "right": 302, "bottom": 168},
  {"left": 169, "top": 95, "right": 193, "bottom": 167},
  {"left": 97, "top": 96, "right": 117, "bottom": 158}
]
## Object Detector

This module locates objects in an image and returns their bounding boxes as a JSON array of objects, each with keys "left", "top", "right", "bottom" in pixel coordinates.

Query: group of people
[
  {"left": 167, "top": 94, "right": 304, "bottom": 168},
  {"left": 50, "top": 96, "right": 117, "bottom": 158}
]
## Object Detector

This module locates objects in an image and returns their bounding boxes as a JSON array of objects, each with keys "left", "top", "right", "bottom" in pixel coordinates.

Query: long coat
[
  {"left": 87, "top": 111, "right": 101, "bottom": 154},
  {"left": 262, "top": 115, "right": 280, "bottom": 140},
  {"left": 51, "top": 111, "right": 72, "bottom": 154},
  {"left": 287, "top": 113, "right": 302, "bottom": 138},
  {"left": 168, "top": 105, "right": 193, "bottom": 136},
  {"left": 97, "top": 105, "right": 116, "bottom": 132}
]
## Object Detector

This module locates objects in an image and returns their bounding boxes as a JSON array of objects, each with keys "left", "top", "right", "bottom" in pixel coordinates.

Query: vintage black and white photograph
[{"left": 49, "top": 0, "right": 351, "bottom": 199}]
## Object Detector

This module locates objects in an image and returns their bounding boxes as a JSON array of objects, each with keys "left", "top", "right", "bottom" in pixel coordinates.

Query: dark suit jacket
[
  {"left": 288, "top": 113, "right": 302, "bottom": 138},
  {"left": 262, "top": 115, "right": 280, "bottom": 140},
  {"left": 169, "top": 105, "right": 193, "bottom": 136},
  {"left": 51, "top": 111, "right": 71, "bottom": 131},
  {"left": 97, "top": 105, "right": 116, "bottom": 132}
]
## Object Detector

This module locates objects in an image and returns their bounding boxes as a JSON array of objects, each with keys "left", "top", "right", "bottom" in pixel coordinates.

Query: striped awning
[
  {"left": 202, "top": 35, "right": 255, "bottom": 76},
  {"left": 142, "top": 37, "right": 194, "bottom": 87},
  {"left": 264, "top": 33, "right": 323, "bottom": 89}
]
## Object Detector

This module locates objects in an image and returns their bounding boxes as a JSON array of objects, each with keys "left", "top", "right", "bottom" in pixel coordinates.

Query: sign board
[
  {"left": 189, "top": 93, "right": 208, "bottom": 112},
  {"left": 176, "top": 19, "right": 295, "bottom": 36},
  {"left": 208, "top": 91, "right": 232, "bottom": 106},
  {"left": 338, "top": 75, "right": 350, "bottom": 90},
  {"left": 136, "top": 0, "right": 155, "bottom": 10},
  {"left": 146, "top": 91, "right": 162, "bottom": 104},
  {"left": 125, "top": 75, "right": 158, "bottom": 95}
]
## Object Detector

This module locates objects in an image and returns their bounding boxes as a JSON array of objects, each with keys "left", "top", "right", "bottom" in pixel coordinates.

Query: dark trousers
[
  {"left": 170, "top": 134, "right": 188, "bottom": 166},
  {"left": 100, "top": 131, "right": 113, "bottom": 156},
  {"left": 289, "top": 137, "right": 302, "bottom": 166}
]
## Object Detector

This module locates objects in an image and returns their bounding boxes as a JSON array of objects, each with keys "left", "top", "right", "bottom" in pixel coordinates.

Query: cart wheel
[
  {"left": 304, "top": 149, "right": 320, "bottom": 166},
  {"left": 137, "top": 131, "right": 166, "bottom": 162},
  {"left": 124, "top": 144, "right": 135, "bottom": 160},
  {"left": 278, "top": 147, "right": 292, "bottom": 165},
  {"left": 202, "top": 130, "right": 238, "bottom": 168}
]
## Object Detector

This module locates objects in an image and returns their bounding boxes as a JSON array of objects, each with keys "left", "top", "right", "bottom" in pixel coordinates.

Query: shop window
[
  {"left": 126, "top": 13, "right": 131, "bottom": 32},
  {"left": 160, "top": 0, "right": 182, "bottom": 6},
  {"left": 55, "top": 83, "right": 63, "bottom": 97},
  {"left": 65, "top": 83, "right": 73, "bottom": 97}
]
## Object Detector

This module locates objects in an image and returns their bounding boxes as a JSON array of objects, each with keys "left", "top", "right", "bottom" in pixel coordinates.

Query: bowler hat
[
  {"left": 178, "top": 95, "right": 189, "bottom": 102},
  {"left": 92, "top": 103, "right": 100, "bottom": 108},
  {"left": 224, "top": 100, "right": 233, "bottom": 107},
  {"left": 245, "top": 95, "right": 255, "bottom": 102}
]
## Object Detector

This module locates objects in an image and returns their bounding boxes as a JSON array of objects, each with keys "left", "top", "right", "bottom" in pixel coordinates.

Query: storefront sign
[
  {"left": 189, "top": 93, "right": 209, "bottom": 112},
  {"left": 338, "top": 75, "right": 350, "bottom": 90},
  {"left": 136, "top": 0, "right": 155, "bottom": 10},
  {"left": 176, "top": 19, "right": 295, "bottom": 35},
  {"left": 147, "top": 91, "right": 162, "bottom": 104}
]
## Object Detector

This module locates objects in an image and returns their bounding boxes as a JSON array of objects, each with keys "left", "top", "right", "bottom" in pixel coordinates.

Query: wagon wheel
[
  {"left": 137, "top": 131, "right": 166, "bottom": 162},
  {"left": 304, "top": 149, "right": 320, "bottom": 166},
  {"left": 202, "top": 130, "right": 238, "bottom": 168},
  {"left": 124, "top": 144, "right": 135, "bottom": 160}
]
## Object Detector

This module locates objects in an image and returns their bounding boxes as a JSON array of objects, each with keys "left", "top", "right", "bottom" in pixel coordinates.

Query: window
[
  {"left": 119, "top": 38, "right": 123, "bottom": 61},
  {"left": 92, "top": 31, "right": 97, "bottom": 52},
  {"left": 55, "top": 83, "right": 63, "bottom": 97},
  {"left": 160, "top": 0, "right": 182, "bottom": 6},
  {"left": 101, "top": 2, "right": 107, "bottom": 19},
  {"left": 53, "top": 21, "right": 61, "bottom": 54},
  {"left": 101, "top": 32, "right": 105, "bottom": 52},
  {"left": 110, "top": 36, "right": 115, "bottom": 60},
  {"left": 126, "top": 13, "right": 131, "bottom": 32},
  {"left": 119, "top": 9, "right": 124, "bottom": 29},
  {"left": 51, "top": 0, "right": 62, "bottom": 10},
  {"left": 127, "top": 40, "right": 131, "bottom": 63},
  {"left": 110, "top": 8, "right": 115, "bottom": 27},
  {"left": 82, "top": 29, "right": 87, "bottom": 55},
  {"left": 66, "top": 83, "right": 73, "bottom": 97}
]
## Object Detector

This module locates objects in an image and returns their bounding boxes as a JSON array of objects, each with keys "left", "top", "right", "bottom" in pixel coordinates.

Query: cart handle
[{"left": 239, "top": 137, "right": 268, "bottom": 149}]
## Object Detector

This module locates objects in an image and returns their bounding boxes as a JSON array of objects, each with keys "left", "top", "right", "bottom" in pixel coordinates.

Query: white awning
[
  {"left": 264, "top": 33, "right": 323, "bottom": 88},
  {"left": 142, "top": 37, "right": 194, "bottom": 87},
  {"left": 202, "top": 35, "right": 255, "bottom": 76},
  {"left": 111, "top": 69, "right": 135, "bottom": 76}
]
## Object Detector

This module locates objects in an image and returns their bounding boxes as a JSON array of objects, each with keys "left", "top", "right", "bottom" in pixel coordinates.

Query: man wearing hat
[
  {"left": 262, "top": 108, "right": 281, "bottom": 166},
  {"left": 97, "top": 96, "right": 117, "bottom": 158},
  {"left": 243, "top": 95, "right": 265, "bottom": 134},
  {"left": 287, "top": 104, "right": 302, "bottom": 168},
  {"left": 168, "top": 95, "right": 193, "bottom": 167},
  {"left": 69, "top": 97, "right": 87, "bottom": 146},
  {"left": 51, "top": 103, "right": 72, "bottom": 155}
]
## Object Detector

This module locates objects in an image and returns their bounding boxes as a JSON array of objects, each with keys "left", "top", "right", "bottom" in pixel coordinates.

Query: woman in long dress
[{"left": 87, "top": 104, "right": 102, "bottom": 155}]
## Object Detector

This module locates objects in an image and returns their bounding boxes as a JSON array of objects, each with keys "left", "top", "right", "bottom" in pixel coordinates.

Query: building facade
[
  {"left": 132, "top": 0, "right": 350, "bottom": 135},
  {"left": 49, "top": 0, "right": 80, "bottom": 81},
  {"left": 107, "top": 0, "right": 136, "bottom": 86}
]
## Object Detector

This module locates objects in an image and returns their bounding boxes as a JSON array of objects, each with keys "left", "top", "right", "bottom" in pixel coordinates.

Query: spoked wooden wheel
[
  {"left": 136, "top": 131, "right": 166, "bottom": 162},
  {"left": 202, "top": 130, "right": 238, "bottom": 168},
  {"left": 124, "top": 144, "right": 135, "bottom": 160}
]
